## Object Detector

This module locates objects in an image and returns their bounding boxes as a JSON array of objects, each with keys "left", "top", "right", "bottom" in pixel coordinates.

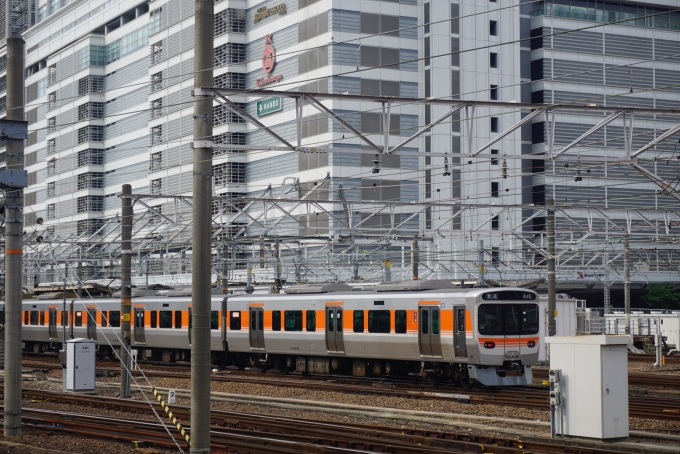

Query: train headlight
[
  {"left": 527, "top": 341, "right": 536, "bottom": 348},
  {"left": 483, "top": 341, "right": 496, "bottom": 349}
]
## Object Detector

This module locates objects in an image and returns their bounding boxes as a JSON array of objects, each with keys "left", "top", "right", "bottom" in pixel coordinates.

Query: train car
[
  {"left": 17, "top": 296, "right": 225, "bottom": 363},
  {"left": 9, "top": 281, "right": 539, "bottom": 387},
  {"left": 224, "top": 282, "right": 539, "bottom": 386}
]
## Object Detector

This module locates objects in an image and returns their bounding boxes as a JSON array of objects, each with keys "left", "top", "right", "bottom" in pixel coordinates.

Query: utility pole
[
  {"left": 547, "top": 198, "right": 556, "bottom": 337},
  {"left": 259, "top": 238, "right": 265, "bottom": 268},
  {"left": 477, "top": 240, "right": 486, "bottom": 288},
  {"left": 120, "top": 184, "right": 132, "bottom": 398},
  {"left": 383, "top": 259, "right": 391, "bottom": 282},
  {"left": 412, "top": 234, "right": 419, "bottom": 280},
  {"left": 221, "top": 244, "right": 229, "bottom": 295},
  {"left": 4, "top": 36, "right": 25, "bottom": 437},
  {"left": 191, "top": 0, "right": 214, "bottom": 450},
  {"left": 273, "top": 237, "right": 282, "bottom": 293},
  {"left": 624, "top": 234, "right": 630, "bottom": 335}
]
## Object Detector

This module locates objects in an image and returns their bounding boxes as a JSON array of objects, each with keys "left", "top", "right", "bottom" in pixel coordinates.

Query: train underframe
[{"left": 24, "top": 341, "right": 532, "bottom": 387}]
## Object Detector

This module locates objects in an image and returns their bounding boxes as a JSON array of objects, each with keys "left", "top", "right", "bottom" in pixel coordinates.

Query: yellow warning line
[{"left": 152, "top": 387, "right": 190, "bottom": 444}]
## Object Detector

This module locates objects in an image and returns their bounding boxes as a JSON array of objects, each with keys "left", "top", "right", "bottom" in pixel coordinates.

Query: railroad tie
[{"left": 152, "top": 386, "right": 190, "bottom": 444}]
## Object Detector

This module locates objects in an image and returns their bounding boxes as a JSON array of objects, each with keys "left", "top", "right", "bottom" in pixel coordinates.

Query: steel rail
[{"left": 4, "top": 392, "right": 640, "bottom": 454}]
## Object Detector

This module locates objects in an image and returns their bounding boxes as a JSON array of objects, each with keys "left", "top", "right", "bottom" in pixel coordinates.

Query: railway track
[
  {"left": 628, "top": 354, "right": 680, "bottom": 363},
  {"left": 20, "top": 359, "right": 680, "bottom": 421},
  {"left": 533, "top": 367, "right": 680, "bottom": 389},
  {"left": 6, "top": 388, "right": 651, "bottom": 454}
]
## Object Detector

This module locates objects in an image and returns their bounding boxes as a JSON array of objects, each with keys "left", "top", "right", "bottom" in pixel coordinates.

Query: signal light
[
  {"left": 484, "top": 341, "right": 496, "bottom": 349},
  {"left": 527, "top": 340, "right": 536, "bottom": 348}
]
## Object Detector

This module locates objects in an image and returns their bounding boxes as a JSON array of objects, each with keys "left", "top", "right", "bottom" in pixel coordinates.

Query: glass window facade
[{"left": 533, "top": 1, "right": 680, "bottom": 30}]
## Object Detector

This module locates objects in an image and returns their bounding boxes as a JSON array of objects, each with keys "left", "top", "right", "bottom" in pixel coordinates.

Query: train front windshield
[{"left": 478, "top": 291, "right": 539, "bottom": 335}]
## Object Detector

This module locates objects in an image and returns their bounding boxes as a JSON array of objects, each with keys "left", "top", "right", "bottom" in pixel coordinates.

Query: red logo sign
[{"left": 262, "top": 34, "right": 275, "bottom": 74}]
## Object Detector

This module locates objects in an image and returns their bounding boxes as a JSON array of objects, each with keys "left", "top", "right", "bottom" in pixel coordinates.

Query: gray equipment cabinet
[
  {"left": 65, "top": 338, "right": 96, "bottom": 392},
  {"left": 546, "top": 335, "right": 630, "bottom": 439}
]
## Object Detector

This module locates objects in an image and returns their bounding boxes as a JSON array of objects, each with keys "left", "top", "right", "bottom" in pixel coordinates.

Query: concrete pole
[
  {"left": 624, "top": 234, "right": 630, "bottom": 335},
  {"left": 412, "top": 234, "right": 419, "bottom": 280},
  {"left": 259, "top": 238, "right": 265, "bottom": 268},
  {"left": 120, "top": 184, "right": 132, "bottom": 398},
  {"left": 221, "top": 245, "right": 229, "bottom": 295},
  {"left": 273, "top": 237, "right": 281, "bottom": 293},
  {"left": 4, "top": 37, "right": 25, "bottom": 437},
  {"left": 383, "top": 260, "right": 391, "bottom": 282},
  {"left": 478, "top": 240, "right": 486, "bottom": 288},
  {"left": 246, "top": 263, "right": 254, "bottom": 294},
  {"left": 191, "top": 0, "right": 214, "bottom": 450},
  {"left": 547, "top": 198, "right": 556, "bottom": 337}
]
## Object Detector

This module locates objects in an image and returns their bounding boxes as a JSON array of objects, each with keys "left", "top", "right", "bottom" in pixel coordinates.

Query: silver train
[{"left": 10, "top": 282, "right": 540, "bottom": 386}]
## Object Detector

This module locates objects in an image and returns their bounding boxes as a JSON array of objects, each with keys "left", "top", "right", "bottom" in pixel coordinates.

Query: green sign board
[{"left": 257, "top": 97, "right": 282, "bottom": 117}]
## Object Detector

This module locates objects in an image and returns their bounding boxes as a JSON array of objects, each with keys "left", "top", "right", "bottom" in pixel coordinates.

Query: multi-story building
[{"left": 3, "top": 0, "right": 679, "bottom": 292}]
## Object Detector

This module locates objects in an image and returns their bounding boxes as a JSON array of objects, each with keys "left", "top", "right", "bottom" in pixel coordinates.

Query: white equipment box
[
  {"left": 546, "top": 335, "right": 630, "bottom": 439},
  {"left": 66, "top": 338, "right": 96, "bottom": 392}
]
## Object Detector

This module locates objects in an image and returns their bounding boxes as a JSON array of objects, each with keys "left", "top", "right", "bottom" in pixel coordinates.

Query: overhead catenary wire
[{"left": 6, "top": 3, "right": 680, "bottom": 280}]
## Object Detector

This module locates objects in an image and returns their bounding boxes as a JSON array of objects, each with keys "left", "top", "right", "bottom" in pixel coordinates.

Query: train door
[
  {"left": 325, "top": 305, "right": 344, "bottom": 353},
  {"left": 248, "top": 306, "right": 265, "bottom": 349},
  {"left": 454, "top": 306, "right": 467, "bottom": 358},
  {"left": 418, "top": 305, "right": 442, "bottom": 358},
  {"left": 48, "top": 308, "right": 58, "bottom": 341},
  {"left": 86, "top": 308, "right": 97, "bottom": 340},
  {"left": 503, "top": 304, "right": 520, "bottom": 356},
  {"left": 134, "top": 308, "right": 146, "bottom": 344}
]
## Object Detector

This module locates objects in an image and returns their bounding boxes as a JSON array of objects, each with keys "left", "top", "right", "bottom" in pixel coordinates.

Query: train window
[
  {"left": 328, "top": 311, "right": 334, "bottom": 332},
  {"left": 160, "top": 311, "right": 173, "bottom": 329},
  {"left": 478, "top": 305, "right": 503, "bottom": 335},
  {"left": 368, "top": 310, "right": 390, "bottom": 334},
  {"left": 432, "top": 310, "right": 440, "bottom": 335},
  {"left": 109, "top": 311, "right": 121, "bottom": 327},
  {"left": 395, "top": 310, "right": 407, "bottom": 334},
  {"left": 522, "top": 304, "right": 539, "bottom": 334},
  {"left": 479, "top": 303, "right": 540, "bottom": 335},
  {"left": 230, "top": 311, "right": 241, "bottom": 330},
  {"left": 211, "top": 311, "right": 219, "bottom": 330},
  {"left": 284, "top": 310, "right": 302, "bottom": 331},
  {"left": 135, "top": 311, "right": 143, "bottom": 328},
  {"left": 272, "top": 310, "right": 281, "bottom": 331},
  {"left": 23, "top": 311, "right": 28, "bottom": 325},
  {"left": 353, "top": 310, "right": 364, "bottom": 333},
  {"left": 30, "top": 311, "right": 38, "bottom": 325},
  {"left": 75, "top": 311, "right": 83, "bottom": 327},
  {"left": 174, "top": 311, "right": 182, "bottom": 329},
  {"left": 39, "top": 311, "right": 45, "bottom": 326},
  {"left": 306, "top": 310, "right": 316, "bottom": 332},
  {"left": 150, "top": 311, "right": 157, "bottom": 328},
  {"left": 101, "top": 312, "right": 108, "bottom": 327},
  {"left": 504, "top": 305, "right": 520, "bottom": 334},
  {"left": 251, "top": 310, "right": 256, "bottom": 330},
  {"left": 0, "top": 310, "right": 4, "bottom": 325},
  {"left": 61, "top": 311, "right": 68, "bottom": 326},
  {"left": 457, "top": 308, "right": 465, "bottom": 332},
  {"left": 336, "top": 310, "right": 343, "bottom": 332},
  {"left": 421, "top": 309, "right": 429, "bottom": 334}
]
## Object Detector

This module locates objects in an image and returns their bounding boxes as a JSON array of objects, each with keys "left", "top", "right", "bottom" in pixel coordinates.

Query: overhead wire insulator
[
  {"left": 443, "top": 156, "right": 451, "bottom": 176},
  {"left": 371, "top": 154, "right": 380, "bottom": 174},
  {"left": 501, "top": 159, "right": 508, "bottom": 179},
  {"left": 574, "top": 158, "right": 583, "bottom": 182}
]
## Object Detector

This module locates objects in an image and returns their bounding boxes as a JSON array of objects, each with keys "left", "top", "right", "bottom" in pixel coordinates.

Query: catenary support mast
[
  {"left": 191, "top": 0, "right": 214, "bottom": 450},
  {"left": 4, "top": 37, "right": 25, "bottom": 437},
  {"left": 120, "top": 184, "right": 132, "bottom": 398},
  {"left": 547, "top": 198, "right": 556, "bottom": 337}
]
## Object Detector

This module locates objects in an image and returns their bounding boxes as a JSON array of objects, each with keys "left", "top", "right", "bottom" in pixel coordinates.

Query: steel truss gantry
[{"left": 5, "top": 90, "right": 680, "bottom": 287}]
